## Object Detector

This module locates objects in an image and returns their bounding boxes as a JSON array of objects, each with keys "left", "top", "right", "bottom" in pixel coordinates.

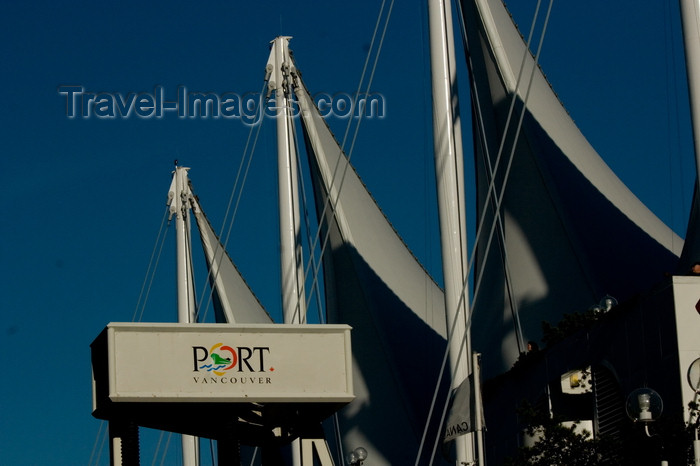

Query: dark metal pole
[
  {"left": 109, "top": 420, "right": 140, "bottom": 466},
  {"left": 217, "top": 425, "right": 241, "bottom": 466}
]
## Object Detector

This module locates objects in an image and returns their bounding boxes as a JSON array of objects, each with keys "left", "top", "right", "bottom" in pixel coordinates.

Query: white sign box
[
  {"left": 672, "top": 277, "right": 700, "bottom": 422},
  {"left": 93, "top": 323, "right": 353, "bottom": 403}
]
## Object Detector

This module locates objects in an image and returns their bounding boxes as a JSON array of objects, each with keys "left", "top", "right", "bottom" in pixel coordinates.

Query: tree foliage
[
  {"left": 504, "top": 402, "right": 614, "bottom": 466},
  {"left": 541, "top": 308, "right": 600, "bottom": 348}
]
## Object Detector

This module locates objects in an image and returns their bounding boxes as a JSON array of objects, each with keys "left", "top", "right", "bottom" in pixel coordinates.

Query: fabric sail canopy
[
  {"left": 294, "top": 74, "right": 453, "bottom": 464},
  {"left": 459, "top": 0, "right": 683, "bottom": 376},
  {"left": 191, "top": 192, "right": 273, "bottom": 324}
]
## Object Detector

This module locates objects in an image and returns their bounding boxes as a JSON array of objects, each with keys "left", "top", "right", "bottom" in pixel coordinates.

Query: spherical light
[
  {"left": 599, "top": 295, "right": 618, "bottom": 312},
  {"left": 626, "top": 387, "right": 663, "bottom": 423},
  {"left": 688, "top": 358, "right": 700, "bottom": 391},
  {"left": 346, "top": 451, "right": 358, "bottom": 464},
  {"left": 355, "top": 447, "right": 368, "bottom": 461}
]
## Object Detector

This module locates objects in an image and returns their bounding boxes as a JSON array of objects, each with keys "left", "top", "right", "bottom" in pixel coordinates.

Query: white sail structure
[
  {"left": 677, "top": 0, "right": 700, "bottom": 272},
  {"left": 158, "top": 2, "right": 695, "bottom": 461},
  {"left": 108, "top": 0, "right": 700, "bottom": 463},
  {"left": 459, "top": 0, "right": 684, "bottom": 377},
  {"left": 288, "top": 59, "right": 453, "bottom": 464},
  {"left": 165, "top": 43, "right": 451, "bottom": 463},
  {"left": 191, "top": 193, "right": 272, "bottom": 324}
]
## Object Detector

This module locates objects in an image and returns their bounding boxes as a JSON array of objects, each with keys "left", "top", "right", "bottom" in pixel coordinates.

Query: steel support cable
[
  {"left": 90, "top": 207, "right": 169, "bottom": 466},
  {"left": 131, "top": 206, "right": 171, "bottom": 322},
  {"left": 149, "top": 430, "right": 169, "bottom": 466},
  {"left": 184, "top": 209, "right": 200, "bottom": 322},
  {"left": 477, "top": 125, "right": 524, "bottom": 352},
  {"left": 464, "top": 1, "right": 596, "bottom": 316},
  {"left": 416, "top": 0, "right": 545, "bottom": 455},
  {"left": 662, "top": 0, "right": 685, "bottom": 250},
  {"left": 301, "top": 0, "right": 395, "bottom": 323},
  {"left": 297, "top": 23, "right": 409, "bottom": 457},
  {"left": 446, "top": 0, "right": 553, "bottom": 445},
  {"left": 417, "top": 3, "right": 478, "bottom": 463},
  {"left": 465, "top": 0, "right": 547, "bottom": 354},
  {"left": 156, "top": 431, "right": 173, "bottom": 466},
  {"left": 95, "top": 424, "right": 108, "bottom": 465},
  {"left": 417, "top": 0, "right": 553, "bottom": 461},
  {"left": 194, "top": 82, "right": 268, "bottom": 322},
  {"left": 293, "top": 0, "right": 389, "bottom": 276},
  {"left": 465, "top": 0, "right": 594, "bottom": 334},
  {"left": 208, "top": 438, "right": 216, "bottom": 465},
  {"left": 460, "top": 0, "right": 547, "bottom": 379},
  {"left": 246, "top": 446, "right": 260, "bottom": 466},
  {"left": 287, "top": 101, "right": 326, "bottom": 325},
  {"left": 88, "top": 419, "right": 107, "bottom": 466},
  {"left": 94, "top": 206, "right": 174, "bottom": 465},
  {"left": 280, "top": 104, "right": 307, "bottom": 324},
  {"left": 274, "top": 20, "right": 393, "bottom": 461},
  {"left": 289, "top": 3, "right": 393, "bottom": 464},
  {"left": 421, "top": 0, "right": 482, "bottom": 462},
  {"left": 195, "top": 84, "right": 267, "bottom": 322}
]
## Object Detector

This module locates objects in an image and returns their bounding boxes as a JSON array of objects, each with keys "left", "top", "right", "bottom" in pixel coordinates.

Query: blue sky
[{"left": 0, "top": 0, "right": 694, "bottom": 464}]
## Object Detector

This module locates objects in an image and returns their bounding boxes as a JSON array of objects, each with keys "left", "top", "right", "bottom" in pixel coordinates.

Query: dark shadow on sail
[
  {"left": 315, "top": 237, "right": 450, "bottom": 465},
  {"left": 460, "top": 0, "right": 682, "bottom": 376},
  {"left": 678, "top": 183, "right": 700, "bottom": 273},
  {"left": 292, "top": 72, "right": 453, "bottom": 464}
]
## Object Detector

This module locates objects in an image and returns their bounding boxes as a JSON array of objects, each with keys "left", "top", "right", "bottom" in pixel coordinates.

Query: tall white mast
[
  {"left": 267, "top": 36, "right": 306, "bottom": 466},
  {"left": 267, "top": 36, "right": 307, "bottom": 326},
  {"left": 167, "top": 166, "right": 200, "bottom": 466},
  {"left": 428, "top": 0, "right": 476, "bottom": 464},
  {"left": 679, "top": 2, "right": 700, "bottom": 463},
  {"left": 680, "top": 0, "right": 700, "bottom": 178}
]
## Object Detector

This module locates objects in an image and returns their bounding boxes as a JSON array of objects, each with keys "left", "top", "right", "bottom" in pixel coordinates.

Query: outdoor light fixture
[
  {"left": 686, "top": 358, "right": 700, "bottom": 466},
  {"left": 599, "top": 295, "right": 618, "bottom": 312},
  {"left": 346, "top": 447, "right": 368, "bottom": 465},
  {"left": 688, "top": 358, "right": 700, "bottom": 393},
  {"left": 637, "top": 392, "right": 652, "bottom": 421},
  {"left": 626, "top": 387, "right": 663, "bottom": 425},
  {"left": 626, "top": 388, "right": 666, "bottom": 464}
]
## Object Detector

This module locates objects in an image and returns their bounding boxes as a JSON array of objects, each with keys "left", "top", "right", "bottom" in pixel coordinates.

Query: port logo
[{"left": 192, "top": 343, "right": 271, "bottom": 376}]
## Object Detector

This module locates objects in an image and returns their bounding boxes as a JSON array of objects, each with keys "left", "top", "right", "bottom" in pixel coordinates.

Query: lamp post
[
  {"left": 687, "top": 358, "right": 700, "bottom": 466},
  {"left": 626, "top": 387, "right": 665, "bottom": 465},
  {"left": 692, "top": 393, "right": 700, "bottom": 466},
  {"left": 346, "top": 447, "right": 368, "bottom": 465}
]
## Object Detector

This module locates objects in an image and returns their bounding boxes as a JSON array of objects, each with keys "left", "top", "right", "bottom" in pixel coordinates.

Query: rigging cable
[
  {"left": 184, "top": 198, "right": 200, "bottom": 323},
  {"left": 87, "top": 419, "right": 107, "bottom": 466},
  {"left": 132, "top": 206, "right": 171, "bottom": 322},
  {"left": 288, "top": 97, "right": 326, "bottom": 325},
  {"left": 300, "top": 0, "right": 395, "bottom": 323},
  {"left": 417, "top": 0, "right": 556, "bottom": 461},
  {"left": 418, "top": 0, "right": 546, "bottom": 454},
  {"left": 466, "top": 0, "right": 549, "bottom": 353},
  {"left": 156, "top": 431, "right": 173, "bottom": 466},
  {"left": 149, "top": 430, "right": 172, "bottom": 466},
  {"left": 193, "top": 82, "right": 269, "bottom": 323},
  {"left": 459, "top": 0, "right": 555, "bottom": 441},
  {"left": 208, "top": 438, "right": 216, "bottom": 465},
  {"left": 461, "top": 0, "right": 548, "bottom": 357},
  {"left": 91, "top": 204, "right": 173, "bottom": 465},
  {"left": 281, "top": 93, "right": 307, "bottom": 324},
  {"left": 284, "top": 1, "right": 394, "bottom": 463},
  {"left": 662, "top": 0, "right": 687, "bottom": 246}
]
